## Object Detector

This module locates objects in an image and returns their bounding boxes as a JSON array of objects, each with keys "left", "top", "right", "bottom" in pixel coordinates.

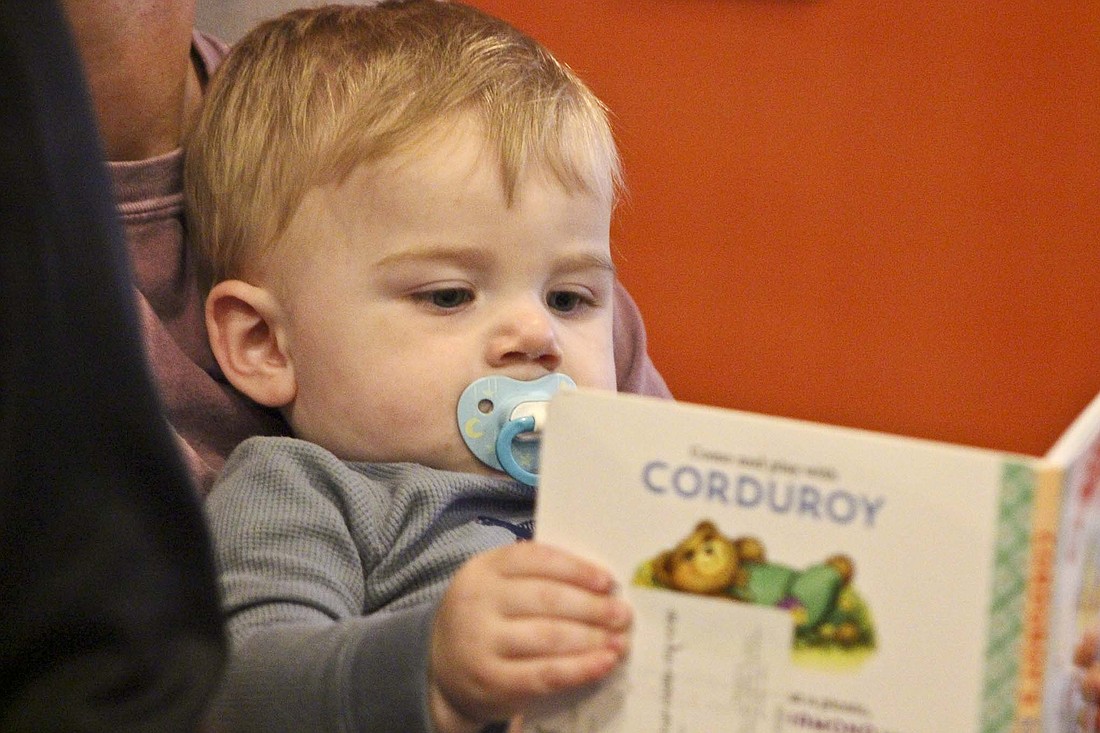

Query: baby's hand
[
  {"left": 427, "top": 542, "right": 632, "bottom": 733},
  {"left": 1075, "top": 628, "right": 1100, "bottom": 731}
]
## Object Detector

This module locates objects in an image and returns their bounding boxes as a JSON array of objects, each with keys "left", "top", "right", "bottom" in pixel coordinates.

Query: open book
[{"left": 527, "top": 388, "right": 1100, "bottom": 733}]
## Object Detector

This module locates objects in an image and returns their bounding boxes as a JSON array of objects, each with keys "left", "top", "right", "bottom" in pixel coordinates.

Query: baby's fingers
[
  {"left": 496, "top": 617, "right": 631, "bottom": 660},
  {"left": 497, "top": 646, "right": 625, "bottom": 697},
  {"left": 502, "top": 578, "right": 632, "bottom": 631},
  {"left": 494, "top": 542, "right": 616, "bottom": 594},
  {"left": 1077, "top": 630, "right": 1100, "bottom": 668}
]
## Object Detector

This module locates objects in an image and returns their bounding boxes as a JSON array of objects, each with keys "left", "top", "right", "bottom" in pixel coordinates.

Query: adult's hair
[{"left": 185, "top": 0, "right": 623, "bottom": 293}]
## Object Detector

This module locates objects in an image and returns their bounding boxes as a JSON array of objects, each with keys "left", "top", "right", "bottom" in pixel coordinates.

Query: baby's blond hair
[{"left": 184, "top": 0, "right": 623, "bottom": 292}]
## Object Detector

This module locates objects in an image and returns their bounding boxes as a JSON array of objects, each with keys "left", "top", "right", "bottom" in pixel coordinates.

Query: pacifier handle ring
[{"left": 496, "top": 415, "right": 538, "bottom": 486}]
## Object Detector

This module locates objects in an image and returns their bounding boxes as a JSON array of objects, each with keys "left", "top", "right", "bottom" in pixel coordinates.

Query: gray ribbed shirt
[{"left": 205, "top": 436, "right": 534, "bottom": 732}]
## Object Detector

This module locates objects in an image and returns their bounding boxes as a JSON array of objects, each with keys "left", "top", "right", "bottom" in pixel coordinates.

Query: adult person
[
  {"left": 60, "top": 0, "right": 671, "bottom": 498},
  {"left": 60, "top": 0, "right": 288, "bottom": 497},
  {"left": 0, "top": 0, "right": 224, "bottom": 729}
]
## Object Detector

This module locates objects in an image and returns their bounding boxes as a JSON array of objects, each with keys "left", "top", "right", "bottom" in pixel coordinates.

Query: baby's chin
[
  {"left": 419, "top": 443, "right": 506, "bottom": 479},
  {"left": 434, "top": 454, "right": 509, "bottom": 481},
  {"left": 330, "top": 439, "right": 498, "bottom": 477}
]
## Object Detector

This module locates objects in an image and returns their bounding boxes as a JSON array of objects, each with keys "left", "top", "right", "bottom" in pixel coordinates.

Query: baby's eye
[
  {"left": 546, "top": 290, "right": 587, "bottom": 313},
  {"left": 416, "top": 288, "right": 474, "bottom": 309}
]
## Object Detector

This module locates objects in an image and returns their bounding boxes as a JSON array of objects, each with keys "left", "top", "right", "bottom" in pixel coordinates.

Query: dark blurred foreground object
[{"left": 0, "top": 0, "right": 225, "bottom": 730}]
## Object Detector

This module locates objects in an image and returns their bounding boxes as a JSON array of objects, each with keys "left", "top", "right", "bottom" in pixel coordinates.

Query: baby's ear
[{"left": 205, "top": 280, "right": 296, "bottom": 408}]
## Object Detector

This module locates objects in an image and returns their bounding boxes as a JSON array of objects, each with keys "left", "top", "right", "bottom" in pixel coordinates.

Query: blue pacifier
[{"left": 457, "top": 374, "right": 576, "bottom": 486}]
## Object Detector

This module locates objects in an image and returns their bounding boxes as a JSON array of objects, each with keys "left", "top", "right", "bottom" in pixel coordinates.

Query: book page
[
  {"left": 526, "top": 589, "right": 791, "bottom": 733},
  {"left": 532, "top": 389, "right": 1053, "bottom": 733},
  {"left": 1042, "top": 390, "right": 1100, "bottom": 732},
  {"left": 1047, "top": 391, "right": 1100, "bottom": 466}
]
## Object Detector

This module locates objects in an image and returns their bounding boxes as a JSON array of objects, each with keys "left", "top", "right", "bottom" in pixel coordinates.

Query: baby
[{"left": 184, "top": 2, "right": 638, "bottom": 731}]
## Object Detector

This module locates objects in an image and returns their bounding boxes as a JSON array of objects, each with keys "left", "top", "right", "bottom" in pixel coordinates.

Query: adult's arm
[{"left": 0, "top": 0, "right": 225, "bottom": 730}]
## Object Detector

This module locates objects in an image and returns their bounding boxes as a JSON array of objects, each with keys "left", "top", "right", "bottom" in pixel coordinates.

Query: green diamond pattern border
[{"left": 981, "top": 461, "right": 1036, "bottom": 732}]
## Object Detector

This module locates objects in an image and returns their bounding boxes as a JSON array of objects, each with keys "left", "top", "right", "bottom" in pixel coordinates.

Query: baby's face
[{"left": 270, "top": 118, "right": 617, "bottom": 475}]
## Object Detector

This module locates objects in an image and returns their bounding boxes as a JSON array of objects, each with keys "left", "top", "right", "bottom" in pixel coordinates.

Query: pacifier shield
[{"left": 457, "top": 374, "right": 576, "bottom": 485}]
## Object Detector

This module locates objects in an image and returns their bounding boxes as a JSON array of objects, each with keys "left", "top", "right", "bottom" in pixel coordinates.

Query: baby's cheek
[{"left": 574, "top": 354, "right": 617, "bottom": 391}]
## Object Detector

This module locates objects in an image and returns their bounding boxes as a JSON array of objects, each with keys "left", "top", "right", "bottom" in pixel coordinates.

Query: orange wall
[{"left": 472, "top": 0, "right": 1100, "bottom": 456}]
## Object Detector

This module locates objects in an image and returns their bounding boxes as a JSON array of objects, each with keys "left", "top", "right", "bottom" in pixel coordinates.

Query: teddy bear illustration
[
  {"left": 651, "top": 520, "right": 765, "bottom": 595},
  {"left": 646, "top": 520, "right": 859, "bottom": 637}
]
